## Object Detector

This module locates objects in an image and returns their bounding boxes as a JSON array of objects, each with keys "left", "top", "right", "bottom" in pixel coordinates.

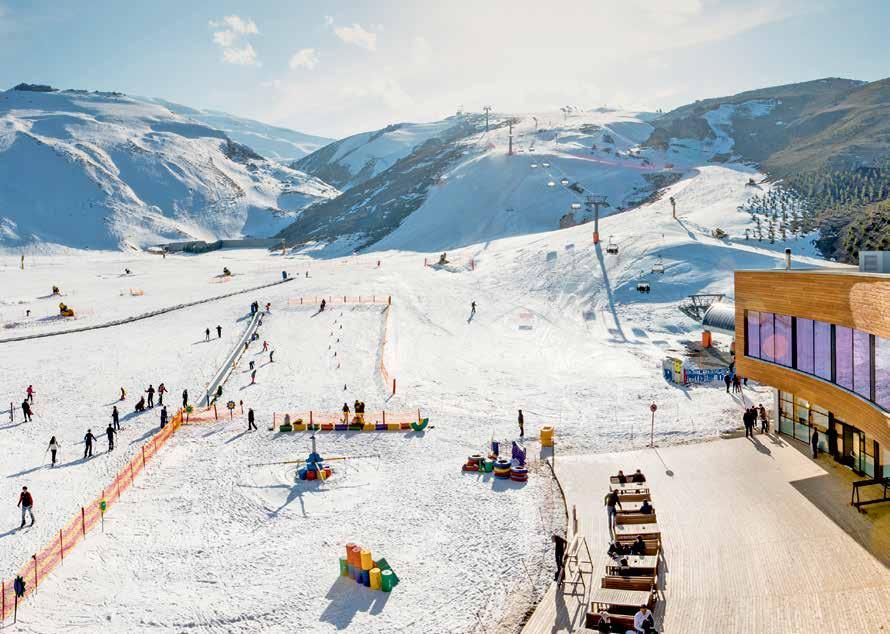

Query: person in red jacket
[{"left": 18, "top": 486, "right": 34, "bottom": 528}]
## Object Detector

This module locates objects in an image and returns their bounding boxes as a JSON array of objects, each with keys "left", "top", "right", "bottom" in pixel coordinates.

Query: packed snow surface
[{"left": 0, "top": 109, "right": 841, "bottom": 632}]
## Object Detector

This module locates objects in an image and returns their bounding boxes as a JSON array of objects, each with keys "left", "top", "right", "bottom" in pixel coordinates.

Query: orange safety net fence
[{"left": 0, "top": 410, "right": 185, "bottom": 621}]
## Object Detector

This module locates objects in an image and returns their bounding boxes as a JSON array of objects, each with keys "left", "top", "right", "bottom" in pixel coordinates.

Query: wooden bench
[
  {"left": 609, "top": 482, "right": 649, "bottom": 494},
  {"left": 606, "top": 555, "right": 659, "bottom": 576},
  {"left": 609, "top": 473, "right": 647, "bottom": 485},
  {"left": 601, "top": 575, "right": 655, "bottom": 592},
  {"left": 584, "top": 610, "right": 635, "bottom": 632},
  {"left": 616, "top": 491, "right": 651, "bottom": 503},
  {"left": 615, "top": 537, "right": 660, "bottom": 556},
  {"left": 616, "top": 512, "right": 656, "bottom": 525}
]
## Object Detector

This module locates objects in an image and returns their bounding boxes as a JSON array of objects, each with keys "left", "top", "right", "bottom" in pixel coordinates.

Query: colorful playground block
[
  {"left": 386, "top": 423, "right": 400, "bottom": 431},
  {"left": 381, "top": 569, "right": 395, "bottom": 592},
  {"left": 360, "top": 549, "right": 373, "bottom": 570},
  {"left": 370, "top": 568, "right": 382, "bottom": 590},
  {"left": 339, "top": 557, "right": 349, "bottom": 576},
  {"left": 293, "top": 423, "right": 307, "bottom": 431},
  {"left": 400, "top": 422, "right": 412, "bottom": 430},
  {"left": 366, "top": 423, "right": 378, "bottom": 431}
]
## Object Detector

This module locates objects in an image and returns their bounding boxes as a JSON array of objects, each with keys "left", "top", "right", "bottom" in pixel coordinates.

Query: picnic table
[
  {"left": 610, "top": 482, "right": 649, "bottom": 494},
  {"left": 615, "top": 523, "right": 660, "bottom": 538},
  {"left": 606, "top": 555, "right": 659, "bottom": 575},
  {"left": 590, "top": 587, "right": 653, "bottom": 611},
  {"left": 616, "top": 501, "right": 647, "bottom": 513}
]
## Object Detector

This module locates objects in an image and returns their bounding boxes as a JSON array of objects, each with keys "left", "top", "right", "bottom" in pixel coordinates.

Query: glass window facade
[{"left": 745, "top": 311, "right": 886, "bottom": 413}]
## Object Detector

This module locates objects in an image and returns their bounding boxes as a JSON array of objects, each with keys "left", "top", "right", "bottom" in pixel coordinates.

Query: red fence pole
[
  {"left": 382, "top": 411, "right": 386, "bottom": 424},
  {"left": 3, "top": 579, "right": 6, "bottom": 620},
  {"left": 213, "top": 403, "right": 218, "bottom": 420},
  {"left": 393, "top": 379, "right": 396, "bottom": 395},
  {"left": 142, "top": 445, "right": 146, "bottom": 467},
  {"left": 59, "top": 530, "right": 64, "bottom": 562},
  {"left": 81, "top": 507, "right": 85, "bottom": 536},
  {"left": 32, "top": 554, "right": 37, "bottom": 589}
]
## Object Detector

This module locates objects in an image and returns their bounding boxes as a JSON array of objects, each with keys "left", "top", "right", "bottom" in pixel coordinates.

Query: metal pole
[{"left": 650, "top": 411, "right": 655, "bottom": 448}]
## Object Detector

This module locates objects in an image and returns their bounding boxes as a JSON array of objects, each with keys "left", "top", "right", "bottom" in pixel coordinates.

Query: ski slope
[{"left": 0, "top": 115, "right": 845, "bottom": 632}]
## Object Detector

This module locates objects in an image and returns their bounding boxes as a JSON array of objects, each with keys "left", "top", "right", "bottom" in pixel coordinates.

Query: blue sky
[{"left": 0, "top": 0, "right": 887, "bottom": 138}]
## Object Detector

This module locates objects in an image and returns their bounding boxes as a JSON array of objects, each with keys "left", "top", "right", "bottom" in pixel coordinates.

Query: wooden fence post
[
  {"left": 382, "top": 411, "right": 386, "bottom": 424},
  {"left": 59, "top": 530, "right": 64, "bottom": 562},
  {"left": 213, "top": 403, "right": 218, "bottom": 420},
  {"left": 81, "top": 507, "right": 86, "bottom": 536},
  {"left": 142, "top": 446, "right": 146, "bottom": 467},
  {"left": 32, "top": 555, "right": 37, "bottom": 590},
  {"left": 2, "top": 579, "right": 5, "bottom": 620},
  {"left": 393, "top": 379, "right": 397, "bottom": 395},
  {"left": 310, "top": 411, "right": 313, "bottom": 425}
]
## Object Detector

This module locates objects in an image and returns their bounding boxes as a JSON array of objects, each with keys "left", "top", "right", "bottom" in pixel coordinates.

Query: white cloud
[
  {"left": 333, "top": 22, "right": 377, "bottom": 51},
  {"left": 223, "top": 43, "right": 259, "bottom": 66},
  {"left": 289, "top": 48, "right": 319, "bottom": 70},
  {"left": 209, "top": 14, "right": 260, "bottom": 66}
]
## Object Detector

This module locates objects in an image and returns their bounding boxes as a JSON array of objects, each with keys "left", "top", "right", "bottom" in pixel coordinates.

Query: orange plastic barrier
[
  {"left": 0, "top": 410, "right": 185, "bottom": 621},
  {"left": 273, "top": 409, "right": 421, "bottom": 429}
]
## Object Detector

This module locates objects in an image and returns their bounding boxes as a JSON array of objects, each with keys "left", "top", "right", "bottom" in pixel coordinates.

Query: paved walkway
[{"left": 523, "top": 434, "right": 890, "bottom": 633}]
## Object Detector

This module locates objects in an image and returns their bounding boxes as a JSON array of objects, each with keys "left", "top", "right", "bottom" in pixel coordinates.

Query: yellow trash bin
[
  {"left": 360, "top": 550, "right": 373, "bottom": 570},
  {"left": 540, "top": 426, "right": 554, "bottom": 447},
  {"left": 369, "top": 567, "right": 382, "bottom": 590}
]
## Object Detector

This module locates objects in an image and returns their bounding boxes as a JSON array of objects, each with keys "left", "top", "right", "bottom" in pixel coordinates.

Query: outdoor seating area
[{"left": 585, "top": 471, "right": 662, "bottom": 633}]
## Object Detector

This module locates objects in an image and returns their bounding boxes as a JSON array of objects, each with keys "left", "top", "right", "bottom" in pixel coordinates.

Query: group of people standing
[
  {"left": 743, "top": 403, "right": 769, "bottom": 438},
  {"left": 724, "top": 372, "right": 746, "bottom": 393}
]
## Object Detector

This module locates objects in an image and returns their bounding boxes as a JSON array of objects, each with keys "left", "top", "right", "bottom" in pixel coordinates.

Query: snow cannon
[{"left": 58, "top": 302, "right": 75, "bottom": 317}]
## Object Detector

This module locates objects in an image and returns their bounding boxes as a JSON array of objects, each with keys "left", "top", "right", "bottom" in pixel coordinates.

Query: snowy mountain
[
  {"left": 137, "top": 96, "right": 332, "bottom": 162},
  {"left": 278, "top": 109, "right": 700, "bottom": 254},
  {"left": 0, "top": 85, "right": 338, "bottom": 251}
]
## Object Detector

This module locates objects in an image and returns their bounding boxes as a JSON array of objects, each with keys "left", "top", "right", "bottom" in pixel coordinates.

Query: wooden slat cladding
[
  {"left": 734, "top": 271, "right": 890, "bottom": 338},
  {"left": 734, "top": 270, "right": 890, "bottom": 449}
]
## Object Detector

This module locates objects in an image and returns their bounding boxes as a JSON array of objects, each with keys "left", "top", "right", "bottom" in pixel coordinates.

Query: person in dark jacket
[
  {"left": 552, "top": 533, "right": 567, "bottom": 581},
  {"left": 640, "top": 499, "right": 654, "bottom": 515},
  {"left": 112, "top": 405, "right": 120, "bottom": 431},
  {"left": 758, "top": 404, "right": 768, "bottom": 433},
  {"left": 631, "top": 469, "right": 646, "bottom": 483},
  {"left": 17, "top": 486, "right": 34, "bottom": 528},
  {"left": 48, "top": 436, "right": 60, "bottom": 466},
  {"left": 157, "top": 383, "right": 167, "bottom": 406},
  {"left": 216, "top": 325, "right": 222, "bottom": 338},
  {"left": 518, "top": 409, "right": 525, "bottom": 438},
  {"left": 84, "top": 429, "right": 96, "bottom": 458},
  {"left": 160, "top": 406, "right": 168, "bottom": 429},
  {"left": 21, "top": 400, "right": 32, "bottom": 422},
  {"left": 146, "top": 384, "right": 155, "bottom": 408},
  {"left": 811, "top": 429, "right": 819, "bottom": 459},
  {"left": 106, "top": 424, "right": 116, "bottom": 451},
  {"left": 182, "top": 389, "right": 189, "bottom": 408},
  {"left": 630, "top": 535, "right": 646, "bottom": 556},
  {"left": 724, "top": 373, "right": 732, "bottom": 393},
  {"left": 247, "top": 408, "right": 256, "bottom": 431},
  {"left": 342, "top": 402, "right": 350, "bottom": 423}
]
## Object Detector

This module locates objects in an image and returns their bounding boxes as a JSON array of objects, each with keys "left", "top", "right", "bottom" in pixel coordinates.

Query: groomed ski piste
[{"left": 0, "top": 110, "right": 841, "bottom": 632}]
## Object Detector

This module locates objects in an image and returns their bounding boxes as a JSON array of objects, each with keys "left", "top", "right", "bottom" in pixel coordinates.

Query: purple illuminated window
[
  {"left": 774, "top": 314, "right": 792, "bottom": 367},
  {"left": 853, "top": 330, "right": 871, "bottom": 399},
  {"left": 877, "top": 337, "right": 890, "bottom": 410},
  {"left": 746, "top": 311, "right": 760, "bottom": 359},
  {"left": 814, "top": 321, "right": 832, "bottom": 380},
  {"left": 760, "top": 312, "right": 774, "bottom": 362},
  {"left": 835, "top": 326, "right": 853, "bottom": 389},
  {"left": 796, "top": 318, "right": 814, "bottom": 374}
]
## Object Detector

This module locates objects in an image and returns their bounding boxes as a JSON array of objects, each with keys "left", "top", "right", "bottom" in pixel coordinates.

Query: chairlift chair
[
  {"left": 547, "top": 180, "right": 556, "bottom": 187},
  {"left": 560, "top": 178, "right": 570, "bottom": 186},
  {"left": 652, "top": 257, "right": 665, "bottom": 274},
  {"left": 606, "top": 235, "right": 619, "bottom": 255},
  {"left": 530, "top": 163, "right": 538, "bottom": 168},
  {"left": 571, "top": 202, "right": 582, "bottom": 210},
  {"left": 542, "top": 162, "right": 551, "bottom": 168},
  {"left": 636, "top": 279, "right": 651, "bottom": 294}
]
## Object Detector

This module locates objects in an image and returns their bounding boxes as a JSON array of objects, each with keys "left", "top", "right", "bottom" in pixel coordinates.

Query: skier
[
  {"left": 26, "top": 385, "right": 35, "bottom": 404},
  {"left": 157, "top": 383, "right": 167, "bottom": 406},
  {"left": 205, "top": 327, "right": 210, "bottom": 342},
  {"left": 17, "top": 486, "right": 34, "bottom": 528},
  {"left": 251, "top": 369, "right": 257, "bottom": 384},
  {"left": 216, "top": 325, "right": 222, "bottom": 339},
  {"left": 470, "top": 301, "right": 476, "bottom": 316},
  {"left": 120, "top": 386, "right": 126, "bottom": 401},
  {"left": 106, "top": 424, "right": 116, "bottom": 452},
  {"left": 182, "top": 389, "right": 189, "bottom": 408},
  {"left": 518, "top": 409, "right": 525, "bottom": 438},
  {"left": 216, "top": 385, "right": 223, "bottom": 400},
  {"left": 21, "top": 400, "right": 32, "bottom": 422},
  {"left": 134, "top": 396, "right": 146, "bottom": 412},
  {"left": 47, "top": 436, "right": 60, "bottom": 466},
  {"left": 83, "top": 429, "right": 96, "bottom": 458},
  {"left": 263, "top": 340, "right": 269, "bottom": 352},
  {"left": 112, "top": 405, "right": 120, "bottom": 431},
  {"left": 723, "top": 373, "right": 732, "bottom": 393},
  {"left": 249, "top": 360, "right": 255, "bottom": 371},
  {"left": 269, "top": 350, "right": 275, "bottom": 363},
  {"left": 320, "top": 299, "right": 326, "bottom": 312},
  {"left": 265, "top": 302, "right": 271, "bottom": 314},
  {"left": 247, "top": 408, "right": 257, "bottom": 431},
  {"left": 342, "top": 402, "right": 350, "bottom": 423},
  {"left": 160, "top": 405, "right": 168, "bottom": 429},
  {"left": 146, "top": 384, "right": 155, "bottom": 408}
]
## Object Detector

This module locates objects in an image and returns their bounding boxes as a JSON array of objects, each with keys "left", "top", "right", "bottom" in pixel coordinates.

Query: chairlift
[
  {"left": 652, "top": 257, "right": 665, "bottom": 275},
  {"left": 530, "top": 163, "right": 538, "bottom": 168},
  {"left": 570, "top": 202, "right": 582, "bottom": 210},
  {"left": 542, "top": 162, "right": 551, "bottom": 168},
  {"left": 606, "top": 235, "right": 619, "bottom": 255},
  {"left": 560, "top": 178, "right": 570, "bottom": 186},
  {"left": 547, "top": 180, "right": 556, "bottom": 187},
  {"left": 636, "top": 280, "right": 651, "bottom": 294}
]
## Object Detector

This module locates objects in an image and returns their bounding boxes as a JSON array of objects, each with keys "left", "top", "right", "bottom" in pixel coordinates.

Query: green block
[{"left": 374, "top": 557, "right": 391, "bottom": 572}]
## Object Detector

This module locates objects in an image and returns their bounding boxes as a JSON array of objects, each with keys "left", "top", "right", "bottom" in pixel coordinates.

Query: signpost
[
  {"left": 649, "top": 403, "right": 658, "bottom": 448},
  {"left": 227, "top": 400, "right": 236, "bottom": 419},
  {"left": 100, "top": 499, "right": 107, "bottom": 533},
  {"left": 13, "top": 575, "right": 25, "bottom": 623}
]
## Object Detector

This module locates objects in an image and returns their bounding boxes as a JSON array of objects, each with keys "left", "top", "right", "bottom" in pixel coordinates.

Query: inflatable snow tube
[
  {"left": 462, "top": 463, "right": 480, "bottom": 472},
  {"left": 411, "top": 418, "right": 429, "bottom": 432}
]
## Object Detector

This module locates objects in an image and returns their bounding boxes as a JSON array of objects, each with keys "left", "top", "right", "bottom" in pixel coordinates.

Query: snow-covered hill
[
  {"left": 137, "top": 96, "right": 332, "bottom": 162},
  {"left": 0, "top": 86, "right": 338, "bottom": 251}
]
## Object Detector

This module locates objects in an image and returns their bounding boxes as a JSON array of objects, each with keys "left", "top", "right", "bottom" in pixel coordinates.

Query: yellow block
[
  {"left": 363, "top": 423, "right": 375, "bottom": 431},
  {"left": 369, "top": 567, "right": 382, "bottom": 590},
  {"left": 540, "top": 426, "right": 554, "bottom": 447},
  {"left": 360, "top": 550, "right": 373, "bottom": 570},
  {"left": 387, "top": 423, "right": 401, "bottom": 431},
  {"left": 294, "top": 423, "right": 307, "bottom": 431}
]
